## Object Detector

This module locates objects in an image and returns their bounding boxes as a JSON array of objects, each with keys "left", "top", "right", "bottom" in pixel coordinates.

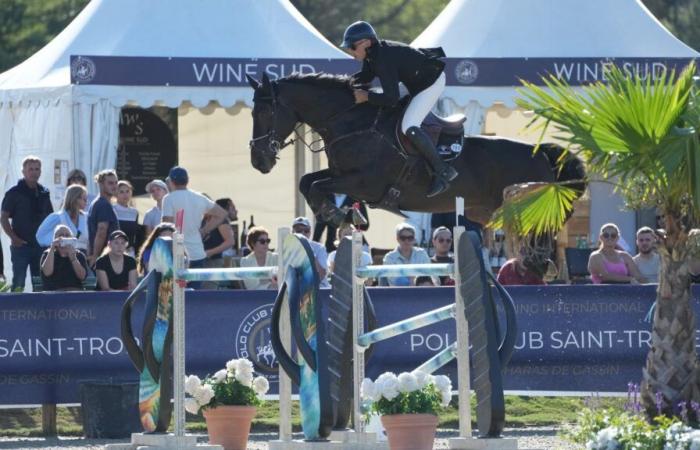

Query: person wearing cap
[
  {"left": 292, "top": 217, "right": 329, "bottom": 287},
  {"left": 143, "top": 179, "right": 169, "bottom": 236},
  {"left": 339, "top": 20, "right": 456, "bottom": 197},
  {"left": 161, "top": 166, "right": 228, "bottom": 287},
  {"left": 431, "top": 226, "right": 454, "bottom": 286},
  {"left": 87, "top": 169, "right": 120, "bottom": 268},
  {"left": 95, "top": 230, "right": 137, "bottom": 291},
  {"left": 381, "top": 222, "right": 432, "bottom": 286}
]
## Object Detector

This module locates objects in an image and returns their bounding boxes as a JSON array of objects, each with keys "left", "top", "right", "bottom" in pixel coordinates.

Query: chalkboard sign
[{"left": 117, "top": 107, "right": 177, "bottom": 194}]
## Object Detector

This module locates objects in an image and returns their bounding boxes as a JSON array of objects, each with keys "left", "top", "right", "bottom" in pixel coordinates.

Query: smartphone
[{"left": 59, "top": 237, "right": 78, "bottom": 247}]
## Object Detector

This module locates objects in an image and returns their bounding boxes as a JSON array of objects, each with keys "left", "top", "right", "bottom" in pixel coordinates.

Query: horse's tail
[{"left": 539, "top": 143, "right": 586, "bottom": 197}]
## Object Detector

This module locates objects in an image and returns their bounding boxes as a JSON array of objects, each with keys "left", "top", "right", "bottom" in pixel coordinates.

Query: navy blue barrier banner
[
  {"left": 70, "top": 55, "right": 694, "bottom": 87},
  {"left": 0, "top": 285, "right": 694, "bottom": 404}
]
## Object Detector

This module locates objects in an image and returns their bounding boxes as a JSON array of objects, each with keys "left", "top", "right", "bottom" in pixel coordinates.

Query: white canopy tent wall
[
  {"left": 0, "top": 0, "right": 357, "bottom": 286},
  {"left": 413, "top": 0, "right": 699, "bottom": 249}
]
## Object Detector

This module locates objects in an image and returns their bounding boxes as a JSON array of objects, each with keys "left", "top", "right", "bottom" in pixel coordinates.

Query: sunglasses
[
  {"left": 436, "top": 238, "right": 452, "bottom": 243},
  {"left": 398, "top": 234, "right": 415, "bottom": 241},
  {"left": 294, "top": 227, "right": 310, "bottom": 234},
  {"left": 602, "top": 232, "right": 618, "bottom": 239},
  {"left": 257, "top": 238, "right": 271, "bottom": 245}
]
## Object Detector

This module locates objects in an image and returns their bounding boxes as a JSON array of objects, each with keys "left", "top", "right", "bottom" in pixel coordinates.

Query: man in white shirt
[
  {"left": 633, "top": 226, "right": 660, "bottom": 283},
  {"left": 161, "top": 166, "right": 227, "bottom": 287},
  {"left": 292, "top": 216, "right": 329, "bottom": 288},
  {"left": 143, "top": 179, "right": 169, "bottom": 236}
]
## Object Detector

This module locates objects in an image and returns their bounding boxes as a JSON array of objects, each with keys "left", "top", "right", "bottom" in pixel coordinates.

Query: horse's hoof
[{"left": 426, "top": 179, "right": 448, "bottom": 198}]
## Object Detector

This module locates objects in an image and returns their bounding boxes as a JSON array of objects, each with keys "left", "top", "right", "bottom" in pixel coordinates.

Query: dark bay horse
[{"left": 247, "top": 72, "right": 585, "bottom": 225}]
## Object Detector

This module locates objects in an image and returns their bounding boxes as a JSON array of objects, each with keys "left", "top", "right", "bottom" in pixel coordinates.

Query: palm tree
[{"left": 494, "top": 62, "right": 700, "bottom": 417}]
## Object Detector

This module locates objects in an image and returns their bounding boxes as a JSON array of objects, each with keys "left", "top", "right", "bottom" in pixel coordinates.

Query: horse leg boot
[{"left": 406, "top": 126, "right": 458, "bottom": 197}]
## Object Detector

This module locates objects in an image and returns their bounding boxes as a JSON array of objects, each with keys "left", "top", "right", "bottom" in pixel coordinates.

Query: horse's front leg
[
  {"left": 308, "top": 172, "right": 370, "bottom": 227},
  {"left": 300, "top": 169, "right": 335, "bottom": 219}
]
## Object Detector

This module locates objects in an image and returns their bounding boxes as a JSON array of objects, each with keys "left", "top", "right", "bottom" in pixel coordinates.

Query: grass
[{"left": 0, "top": 395, "right": 627, "bottom": 437}]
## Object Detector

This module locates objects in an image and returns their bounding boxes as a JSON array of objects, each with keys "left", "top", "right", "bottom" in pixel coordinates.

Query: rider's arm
[
  {"left": 351, "top": 60, "right": 374, "bottom": 85},
  {"left": 367, "top": 63, "right": 400, "bottom": 108}
]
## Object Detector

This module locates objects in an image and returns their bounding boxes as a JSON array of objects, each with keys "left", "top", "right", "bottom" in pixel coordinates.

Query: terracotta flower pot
[
  {"left": 380, "top": 413, "right": 439, "bottom": 450},
  {"left": 203, "top": 405, "right": 256, "bottom": 450}
]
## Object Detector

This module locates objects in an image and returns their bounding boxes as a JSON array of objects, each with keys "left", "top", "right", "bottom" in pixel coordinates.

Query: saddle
[{"left": 372, "top": 99, "right": 466, "bottom": 214}]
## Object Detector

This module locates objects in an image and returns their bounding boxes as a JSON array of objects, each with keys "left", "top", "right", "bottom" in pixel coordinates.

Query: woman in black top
[
  {"left": 40, "top": 225, "right": 88, "bottom": 291},
  {"left": 113, "top": 180, "right": 142, "bottom": 254},
  {"left": 96, "top": 230, "right": 137, "bottom": 291},
  {"left": 201, "top": 199, "right": 235, "bottom": 289}
]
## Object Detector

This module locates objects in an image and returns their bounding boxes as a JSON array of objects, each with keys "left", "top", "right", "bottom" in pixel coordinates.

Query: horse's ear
[
  {"left": 262, "top": 72, "right": 271, "bottom": 90},
  {"left": 246, "top": 74, "right": 260, "bottom": 90}
]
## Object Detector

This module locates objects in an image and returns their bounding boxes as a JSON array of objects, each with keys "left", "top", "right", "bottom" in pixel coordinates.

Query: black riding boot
[{"left": 406, "top": 126, "right": 458, "bottom": 197}]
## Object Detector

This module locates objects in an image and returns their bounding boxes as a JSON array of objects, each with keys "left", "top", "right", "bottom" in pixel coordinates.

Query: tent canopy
[
  {"left": 413, "top": 0, "right": 699, "bottom": 108},
  {"left": 0, "top": 0, "right": 351, "bottom": 109}
]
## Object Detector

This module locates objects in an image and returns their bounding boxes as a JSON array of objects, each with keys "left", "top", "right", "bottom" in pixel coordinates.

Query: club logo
[
  {"left": 455, "top": 59, "right": 479, "bottom": 85},
  {"left": 70, "top": 57, "right": 97, "bottom": 84},
  {"left": 234, "top": 304, "right": 278, "bottom": 378}
]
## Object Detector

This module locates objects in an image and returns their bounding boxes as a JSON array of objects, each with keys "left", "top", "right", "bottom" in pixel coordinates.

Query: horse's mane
[{"left": 280, "top": 72, "right": 353, "bottom": 92}]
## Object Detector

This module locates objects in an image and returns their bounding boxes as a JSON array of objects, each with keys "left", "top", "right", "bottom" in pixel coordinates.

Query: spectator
[
  {"left": 327, "top": 223, "right": 372, "bottom": 274},
  {"left": 0, "top": 231, "right": 4, "bottom": 284},
  {"left": 415, "top": 276, "right": 435, "bottom": 286},
  {"left": 137, "top": 222, "right": 176, "bottom": 275},
  {"left": 240, "top": 226, "right": 278, "bottom": 290},
  {"left": 143, "top": 179, "right": 169, "bottom": 237},
  {"left": 292, "top": 217, "right": 329, "bottom": 287},
  {"left": 36, "top": 184, "right": 89, "bottom": 253},
  {"left": 161, "top": 166, "right": 227, "bottom": 288},
  {"left": 1, "top": 156, "right": 54, "bottom": 291},
  {"left": 430, "top": 226, "right": 454, "bottom": 286},
  {"left": 114, "top": 180, "right": 141, "bottom": 254},
  {"left": 382, "top": 223, "right": 431, "bottom": 286},
  {"left": 40, "top": 224, "right": 88, "bottom": 291},
  {"left": 588, "top": 223, "right": 646, "bottom": 284},
  {"left": 313, "top": 193, "right": 369, "bottom": 252},
  {"left": 215, "top": 198, "right": 239, "bottom": 256},
  {"left": 88, "top": 169, "right": 119, "bottom": 268},
  {"left": 633, "top": 226, "right": 660, "bottom": 284},
  {"left": 65, "top": 169, "right": 96, "bottom": 205},
  {"left": 95, "top": 230, "right": 137, "bottom": 291},
  {"left": 201, "top": 204, "right": 235, "bottom": 290},
  {"left": 497, "top": 252, "right": 546, "bottom": 286}
]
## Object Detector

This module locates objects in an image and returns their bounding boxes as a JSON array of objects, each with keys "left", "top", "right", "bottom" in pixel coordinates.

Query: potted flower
[
  {"left": 361, "top": 370, "right": 452, "bottom": 450},
  {"left": 185, "top": 358, "right": 269, "bottom": 450}
]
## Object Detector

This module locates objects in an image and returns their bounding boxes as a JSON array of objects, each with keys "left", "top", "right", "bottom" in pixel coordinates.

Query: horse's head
[{"left": 247, "top": 73, "right": 298, "bottom": 174}]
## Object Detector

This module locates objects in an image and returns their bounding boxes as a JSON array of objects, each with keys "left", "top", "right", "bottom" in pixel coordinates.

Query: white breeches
[{"left": 400, "top": 72, "right": 446, "bottom": 133}]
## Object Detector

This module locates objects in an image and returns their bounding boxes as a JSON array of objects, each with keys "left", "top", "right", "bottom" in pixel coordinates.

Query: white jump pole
[
  {"left": 351, "top": 230, "right": 365, "bottom": 434},
  {"left": 173, "top": 231, "right": 187, "bottom": 440}
]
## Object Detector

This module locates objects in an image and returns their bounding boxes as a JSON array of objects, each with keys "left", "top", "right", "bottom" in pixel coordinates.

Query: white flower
[
  {"left": 185, "top": 397, "right": 200, "bottom": 414},
  {"left": 236, "top": 370, "right": 254, "bottom": 388},
  {"left": 397, "top": 372, "right": 419, "bottom": 393},
  {"left": 252, "top": 376, "right": 270, "bottom": 395},
  {"left": 226, "top": 359, "right": 240, "bottom": 373},
  {"left": 212, "top": 369, "right": 227, "bottom": 384},
  {"left": 433, "top": 375, "right": 452, "bottom": 394},
  {"left": 193, "top": 384, "right": 215, "bottom": 406},
  {"left": 412, "top": 370, "right": 432, "bottom": 389},
  {"left": 361, "top": 378, "right": 378, "bottom": 402},
  {"left": 184, "top": 375, "right": 202, "bottom": 395},
  {"left": 375, "top": 372, "right": 400, "bottom": 401},
  {"left": 238, "top": 358, "right": 254, "bottom": 373},
  {"left": 587, "top": 427, "right": 619, "bottom": 450}
]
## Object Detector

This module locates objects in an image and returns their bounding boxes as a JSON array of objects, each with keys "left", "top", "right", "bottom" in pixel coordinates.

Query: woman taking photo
[
  {"left": 96, "top": 230, "right": 138, "bottom": 291},
  {"left": 36, "top": 184, "right": 89, "bottom": 253},
  {"left": 239, "top": 226, "right": 278, "bottom": 290},
  {"left": 40, "top": 225, "right": 88, "bottom": 291}
]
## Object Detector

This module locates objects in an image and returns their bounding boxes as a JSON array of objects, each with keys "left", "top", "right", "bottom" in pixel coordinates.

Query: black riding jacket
[{"left": 352, "top": 39, "right": 446, "bottom": 108}]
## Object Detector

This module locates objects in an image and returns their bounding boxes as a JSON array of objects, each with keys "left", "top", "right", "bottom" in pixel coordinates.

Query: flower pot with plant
[
  {"left": 185, "top": 358, "right": 270, "bottom": 450},
  {"left": 361, "top": 370, "right": 452, "bottom": 450}
]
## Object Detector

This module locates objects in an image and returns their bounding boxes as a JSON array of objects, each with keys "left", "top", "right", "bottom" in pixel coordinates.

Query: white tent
[{"left": 0, "top": 0, "right": 354, "bottom": 285}]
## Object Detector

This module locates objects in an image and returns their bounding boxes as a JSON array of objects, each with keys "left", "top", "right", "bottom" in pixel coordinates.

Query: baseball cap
[
  {"left": 145, "top": 179, "right": 169, "bottom": 194},
  {"left": 167, "top": 166, "right": 189, "bottom": 185},
  {"left": 292, "top": 217, "right": 311, "bottom": 229},
  {"left": 109, "top": 230, "right": 128, "bottom": 242}
]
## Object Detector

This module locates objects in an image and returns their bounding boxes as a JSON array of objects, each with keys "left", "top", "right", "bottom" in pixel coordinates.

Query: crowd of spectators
[{"left": 0, "top": 155, "right": 666, "bottom": 292}]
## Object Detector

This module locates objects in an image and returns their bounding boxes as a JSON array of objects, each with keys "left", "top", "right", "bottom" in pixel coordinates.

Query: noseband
[{"left": 249, "top": 82, "right": 296, "bottom": 160}]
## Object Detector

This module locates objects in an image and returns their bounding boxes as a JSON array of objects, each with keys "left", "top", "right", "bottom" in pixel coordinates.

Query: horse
[{"left": 247, "top": 72, "right": 585, "bottom": 226}]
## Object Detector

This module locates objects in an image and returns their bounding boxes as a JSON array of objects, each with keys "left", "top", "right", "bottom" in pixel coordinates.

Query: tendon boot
[
  {"left": 406, "top": 126, "right": 458, "bottom": 197},
  {"left": 320, "top": 202, "right": 347, "bottom": 227}
]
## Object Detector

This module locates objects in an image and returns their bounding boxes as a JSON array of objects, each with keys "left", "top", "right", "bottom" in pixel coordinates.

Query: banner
[
  {"left": 70, "top": 55, "right": 695, "bottom": 87},
  {"left": 0, "top": 285, "right": 690, "bottom": 405}
]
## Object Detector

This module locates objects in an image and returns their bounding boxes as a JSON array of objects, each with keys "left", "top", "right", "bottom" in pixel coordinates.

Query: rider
[{"left": 340, "top": 20, "right": 458, "bottom": 197}]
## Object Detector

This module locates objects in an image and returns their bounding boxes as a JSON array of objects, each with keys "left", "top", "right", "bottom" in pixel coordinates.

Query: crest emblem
[
  {"left": 234, "top": 304, "right": 278, "bottom": 378},
  {"left": 455, "top": 59, "right": 479, "bottom": 85},
  {"left": 71, "top": 56, "right": 97, "bottom": 84}
]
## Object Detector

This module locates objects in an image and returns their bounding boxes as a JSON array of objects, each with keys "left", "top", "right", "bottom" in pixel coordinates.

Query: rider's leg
[{"left": 401, "top": 73, "right": 458, "bottom": 197}]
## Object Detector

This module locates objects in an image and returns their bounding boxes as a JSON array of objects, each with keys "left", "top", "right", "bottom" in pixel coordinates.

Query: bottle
[
  {"left": 249, "top": 215, "right": 255, "bottom": 229},
  {"left": 240, "top": 220, "right": 248, "bottom": 254}
]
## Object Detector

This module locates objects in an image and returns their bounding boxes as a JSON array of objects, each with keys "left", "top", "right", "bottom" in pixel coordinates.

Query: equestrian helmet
[{"left": 340, "top": 21, "right": 378, "bottom": 49}]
